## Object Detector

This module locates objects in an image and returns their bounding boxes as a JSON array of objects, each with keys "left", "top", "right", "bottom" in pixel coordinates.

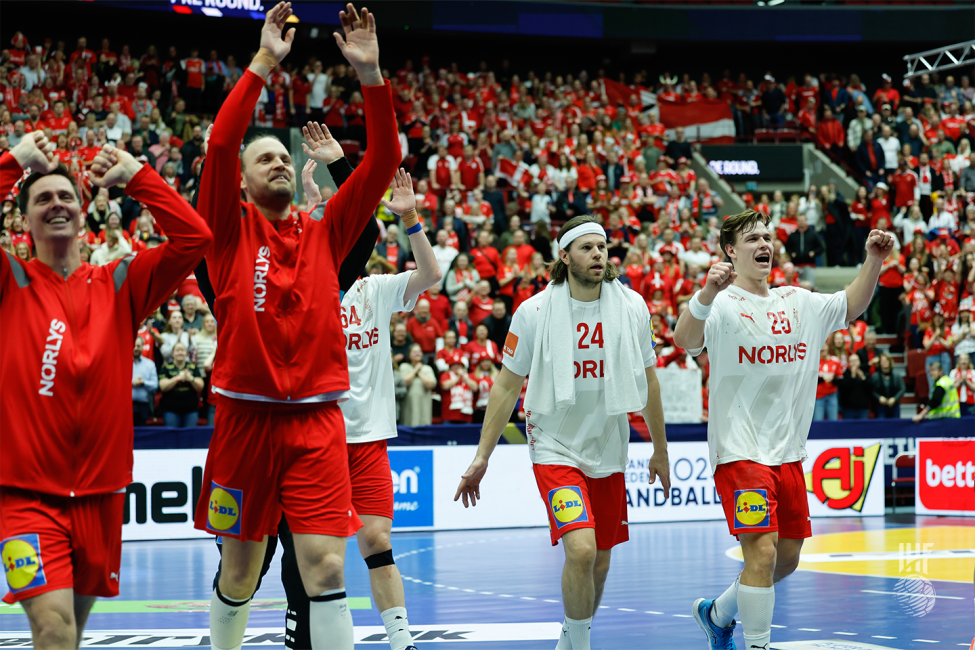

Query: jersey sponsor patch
[
  {"left": 503, "top": 332, "right": 519, "bottom": 357},
  {"left": 548, "top": 486, "right": 588, "bottom": 529},
  {"left": 734, "top": 489, "right": 770, "bottom": 528},
  {"left": 2, "top": 533, "right": 47, "bottom": 594},
  {"left": 207, "top": 482, "right": 242, "bottom": 536}
]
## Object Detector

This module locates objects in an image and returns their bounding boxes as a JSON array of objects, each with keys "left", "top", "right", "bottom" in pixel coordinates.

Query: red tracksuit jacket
[
  {"left": 200, "top": 69, "right": 398, "bottom": 402},
  {"left": 0, "top": 156, "right": 213, "bottom": 496}
]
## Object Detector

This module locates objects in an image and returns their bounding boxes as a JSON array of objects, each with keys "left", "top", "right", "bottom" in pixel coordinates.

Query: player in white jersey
[
  {"left": 268, "top": 169, "right": 441, "bottom": 650},
  {"left": 673, "top": 209, "right": 894, "bottom": 650},
  {"left": 454, "top": 215, "right": 670, "bottom": 650}
]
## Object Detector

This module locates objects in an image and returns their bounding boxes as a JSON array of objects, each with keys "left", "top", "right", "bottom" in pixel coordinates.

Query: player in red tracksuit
[
  {"left": 0, "top": 133, "right": 212, "bottom": 650},
  {"left": 190, "top": 5, "right": 399, "bottom": 650}
]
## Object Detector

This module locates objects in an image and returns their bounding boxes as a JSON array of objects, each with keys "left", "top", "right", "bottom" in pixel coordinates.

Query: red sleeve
[
  {"left": 117, "top": 164, "right": 213, "bottom": 325},
  {"left": 321, "top": 81, "right": 400, "bottom": 268},
  {"left": 197, "top": 69, "right": 265, "bottom": 255},
  {"left": 0, "top": 153, "right": 25, "bottom": 299}
]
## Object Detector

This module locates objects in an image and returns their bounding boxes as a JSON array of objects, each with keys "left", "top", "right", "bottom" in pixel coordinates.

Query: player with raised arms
[
  {"left": 454, "top": 215, "right": 670, "bottom": 650},
  {"left": 0, "top": 133, "right": 212, "bottom": 649},
  {"left": 672, "top": 209, "right": 894, "bottom": 650},
  {"left": 190, "top": 3, "right": 399, "bottom": 650}
]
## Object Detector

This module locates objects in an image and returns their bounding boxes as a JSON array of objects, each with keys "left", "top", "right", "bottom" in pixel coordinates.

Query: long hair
[{"left": 549, "top": 214, "right": 620, "bottom": 285}]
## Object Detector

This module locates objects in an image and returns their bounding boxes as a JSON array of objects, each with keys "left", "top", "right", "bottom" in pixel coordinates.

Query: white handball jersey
[
  {"left": 687, "top": 285, "right": 848, "bottom": 472},
  {"left": 503, "top": 291, "right": 657, "bottom": 478},
  {"left": 340, "top": 271, "right": 417, "bottom": 443}
]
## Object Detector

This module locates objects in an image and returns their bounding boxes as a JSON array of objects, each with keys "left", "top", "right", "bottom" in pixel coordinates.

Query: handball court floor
[{"left": 1, "top": 516, "right": 972, "bottom": 649}]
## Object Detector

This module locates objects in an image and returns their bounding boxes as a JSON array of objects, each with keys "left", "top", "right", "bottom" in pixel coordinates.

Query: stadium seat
[
  {"left": 339, "top": 140, "right": 361, "bottom": 157},
  {"left": 890, "top": 452, "right": 915, "bottom": 512}
]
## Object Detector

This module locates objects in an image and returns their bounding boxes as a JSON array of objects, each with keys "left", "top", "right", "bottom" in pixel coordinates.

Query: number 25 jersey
[{"left": 687, "top": 285, "right": 848, "bottom": 472}]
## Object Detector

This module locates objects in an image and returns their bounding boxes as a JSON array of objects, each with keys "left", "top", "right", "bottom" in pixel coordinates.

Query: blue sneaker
[{"left": 692, "top": 598, "right": 736, "bottom": 649}]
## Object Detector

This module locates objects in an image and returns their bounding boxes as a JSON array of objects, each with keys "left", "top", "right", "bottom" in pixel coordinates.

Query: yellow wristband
[
  {"left": 252, "top": 48, "right": 278, "bottom": 73},
  {"left": 401, "top": 208, "right": 419, "bottom": 228}
]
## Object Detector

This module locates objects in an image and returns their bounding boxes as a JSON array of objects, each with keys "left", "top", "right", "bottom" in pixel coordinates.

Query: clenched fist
[{"left": 700, "top": 262, "right": 737, "bottom": 304}]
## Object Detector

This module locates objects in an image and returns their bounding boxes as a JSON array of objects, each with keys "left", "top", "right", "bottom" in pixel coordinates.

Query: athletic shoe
[
  {"left": 405, "top": 646, "right": 419, "bottom": 650},
  {"left": 692, "top": 598, "right": 736, "bottom": 649}
]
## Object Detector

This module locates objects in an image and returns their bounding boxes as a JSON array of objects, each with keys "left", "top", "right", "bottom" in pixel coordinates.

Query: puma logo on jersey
[
  {"left": 253, "top": 246, "right": 271, "bottom": 312},
  {"left": 740, "top": 313, "right": 755, "bottom": 323},
  {"left": 38, "top": 319, "right": 66, "bottom": 397}
]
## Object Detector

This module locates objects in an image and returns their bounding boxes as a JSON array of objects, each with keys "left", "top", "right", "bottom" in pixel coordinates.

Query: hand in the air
[
  {"left": 260, "top": 2, "right": 296, "bottom": 64},
  {"left": 90, "top": 145, "right": 144, "bottom": 188},
  {"left": 380, "top": 168, "right": 416, "bottom": 217},
  {"left": 301, "top": 122, "right": 344, "bottom": 165},
  {"left": 333, "top": 4, "right": 379, "bottom": 75},
  {"left": 864, "top": 229, "right": 895, "bottom": 260},
  {"left": 701, "top": 261, "right": 737, "bottom": 302},
  {"left": 11, "top": 131, "right": 58, "bottom": 174},
  {"left": 301, "top": 159, "right": 322, "bottom": 205}
]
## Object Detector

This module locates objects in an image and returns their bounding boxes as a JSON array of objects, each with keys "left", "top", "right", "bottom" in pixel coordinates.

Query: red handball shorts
[
  {"left": 1, "top": 487, "right": 124, "bottom": 603},
  {"left": 533, "top": 464, "right": 628, "bottom": 550},
  {"left": 194, "top": 399, "right": 362, "bottom": 542},
  {"left": 347, "top": 440, "right": 394, "bottom": 520},
  {"left": 713, "top": 460, "right": 811, "bottom": 539}
]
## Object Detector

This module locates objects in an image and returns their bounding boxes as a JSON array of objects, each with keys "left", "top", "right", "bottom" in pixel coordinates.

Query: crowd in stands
[{"left": 1, "top": 29, "right": 972, "bottom": 424}]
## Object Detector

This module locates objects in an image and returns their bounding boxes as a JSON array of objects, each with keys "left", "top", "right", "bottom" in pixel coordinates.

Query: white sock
[
  {"left": 555, "top": 619, "right": 573, "bottom": 649},
  {"left": 309, "top": 588, "right": 354, "bottom": 650},
  {"left": 565, "top": 616, "right": 591, "bottom": 650},
  {"left": 738, "top": 583, "right": 774, "bottom": 650},
  {"left": 710, "top": 575, "right": 740, "bottom": 628},
  {"left": 209, "top": 587, "right": 250, "bottom": 650},
  {"left": 380, "top": 606, "right": 413, "bottom": 650}
]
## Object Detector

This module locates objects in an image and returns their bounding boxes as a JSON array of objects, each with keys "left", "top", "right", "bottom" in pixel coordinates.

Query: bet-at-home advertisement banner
[{"left": 122, "top": 440, "right": 883, "bottom": 540}]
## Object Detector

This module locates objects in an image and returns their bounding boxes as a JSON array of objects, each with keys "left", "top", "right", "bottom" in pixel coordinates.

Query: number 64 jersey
[{"left": 686, "top": 285, "right": 848, "bottom": 473}]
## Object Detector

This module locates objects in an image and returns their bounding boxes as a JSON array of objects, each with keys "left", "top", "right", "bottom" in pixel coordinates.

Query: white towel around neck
[{"left": 525, "top": 278, "right": 648, "bottom": 417}]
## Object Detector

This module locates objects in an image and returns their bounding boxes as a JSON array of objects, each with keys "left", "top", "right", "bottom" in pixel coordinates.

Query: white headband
[{"left": 559, "top": 223, "right": 606, "bottom": 251}]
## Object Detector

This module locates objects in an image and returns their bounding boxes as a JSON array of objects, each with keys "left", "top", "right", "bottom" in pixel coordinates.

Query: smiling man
[
  {"left": 673, "top": 209, "right": 894, "bottom": 650},
  {"left": 455, "top": 214, "right": 670, "bottom": 650},
  {"left": 0, "top": 133, "right": 211, "bottom": 650},
  {"left": 191, "top": 4, "right": 399, "bottom": 650}
]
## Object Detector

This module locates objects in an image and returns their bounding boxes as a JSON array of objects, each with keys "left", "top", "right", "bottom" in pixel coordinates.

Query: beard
[{"left": 568, "top": 256, "right": 604, "bottom": 289}]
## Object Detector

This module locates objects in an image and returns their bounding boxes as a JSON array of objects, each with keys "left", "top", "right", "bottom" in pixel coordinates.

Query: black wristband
[{"left": 327, "top": 157, "right": 354, "bottom": 185}]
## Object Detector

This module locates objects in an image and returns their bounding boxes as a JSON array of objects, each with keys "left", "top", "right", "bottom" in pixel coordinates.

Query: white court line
[
  {"left": 913, "top": 640, "right": 939, "bottom": 644},
  {"left": 873, "top": 636, "right": 898, "bottom": 639},
  {"left": 863, "top": 589, "right": 963, "bottom": 600},
  {"left": 835, "top": 631, "right": 857, "bottom": 635},
  {"left": 798, "top": 628, "right": 822, "bottom": 632}
]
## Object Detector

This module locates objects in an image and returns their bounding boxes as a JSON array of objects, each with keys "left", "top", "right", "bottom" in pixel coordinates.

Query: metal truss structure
[{"left": 903, "top": 40, "right": 975, "bottom": 78}]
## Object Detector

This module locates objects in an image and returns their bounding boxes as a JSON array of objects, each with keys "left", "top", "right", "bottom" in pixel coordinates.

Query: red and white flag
[
  {"left": 602, "top": 78, "right": 656, "bottom": 110},
  {"left": 494, "top": 157, "right": 530, "bottom": 187},
  {"left": 658, "top": 99, "right": 734, "bottom": 144}
]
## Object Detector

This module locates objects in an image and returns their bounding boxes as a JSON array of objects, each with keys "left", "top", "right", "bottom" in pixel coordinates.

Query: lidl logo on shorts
[
  {"left": 207, "top": 482, "right": 242, "bottom": 536},
  {"left": 2, "top": 534, "right": 47, "bottom": 594},
  {"left": 734, "top": 489, "right": 770, "bottom": 528},
  {"left": 548, "top": 486, "right": 588, "bottom": 529}
]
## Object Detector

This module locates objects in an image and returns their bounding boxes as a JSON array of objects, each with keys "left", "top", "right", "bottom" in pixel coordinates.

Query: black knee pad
[{"left": 364, "top": 549, "right": 395, "bottom": 570}]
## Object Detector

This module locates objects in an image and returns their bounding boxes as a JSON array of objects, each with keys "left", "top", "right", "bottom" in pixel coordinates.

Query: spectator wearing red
[
  {"left": 406, "top": 299, "right": 444, "bottom": 360},
  {"left": 344, "top": 91, "right": 366, "bottom": 145},
  {"left": 427, "top": 143, "right": 456, "bottom": 196},
  {"left": 467, "top": 280, "right": 495, "bottom": 326},
  {"left": 435, "top": 329, "right": 468, "bottom": 373},
  {"left": 69, "top": 37, "right": 95, "bottom": 77},
  {"left": 890, "top": 158, "right": 918, "bottom": 211},
  {"left": 797, "top": 98, "right": 817, "bottom": 132},
  {"left": 440, "top": 360, "right": 477, "bottom": 423},
  {"left": 870, "top": 183, "right": 892, "bottom": 230},
  {"left": 814, "top": 343, "right": 842, "bottom": 420},
  {"left": 421, "top": 282, "right": 452, "bottom": 329},
  {"left": 469, "top": 230, "right": 499, "bottom": 284},
  {"left": 877, "top": 247, "right": 905, "bottom": 334},
  {"left": 502, "top": 228, "right": 536, "bottom": 269},
  {"left": 873, "top": 74, "right": 901, "bottom": 112},
  {"left": 464, "top": 322, "right": 501, "bottom": 368},
  {"left": 457, "top": 144, "right": 485, "bottom": 191},
  {"left": 180, "top": 48, "right": 205, "bottom": 113}
]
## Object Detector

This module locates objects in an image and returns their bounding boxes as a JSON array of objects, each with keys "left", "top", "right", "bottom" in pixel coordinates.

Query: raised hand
[
  {"left": 864, "top": 229, "right": 895, "bottom": 260},
  {"left": 260, "top": 1, "right": 296, "bottom": 64},
  {"left": 90, "top": 145, "right": 144, "bottom": 188},
  {"left": 11, "top": 131, "right": 59, "bottom": 174},
  {"left": 301, "top": 159, "right": 322, "bottom": 205},
  {"left": 701, "top": 261, "right": 737, "bottom": 302},
  {"left": 380, "top": 168, "right": 416, "bottom": 217},
  {"left": 454, "top": 456, "right": 488, "bottom": 508},
  {"left": 301, "top": 122, "right": 344, "bottom": 164},
  {"left": 333, "top": 4, "right": 381, "bottom": 85}
]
